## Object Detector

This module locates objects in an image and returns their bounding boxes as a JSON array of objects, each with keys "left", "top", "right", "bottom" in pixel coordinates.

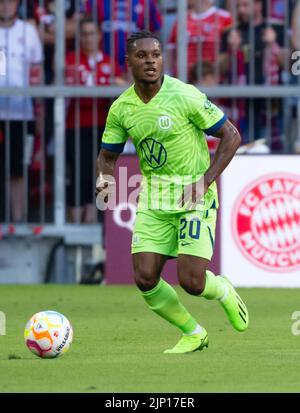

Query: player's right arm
[
  {"left": 95, "top": 149, "right": 120, "bottom": 198},
  {"left": 95, "top": 104, "right": 128, "bottom": 198}
]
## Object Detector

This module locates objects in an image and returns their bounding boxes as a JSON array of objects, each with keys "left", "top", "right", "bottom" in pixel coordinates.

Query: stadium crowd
[{"left": 0, "top": 0, "right": 299, "bottom": 223}]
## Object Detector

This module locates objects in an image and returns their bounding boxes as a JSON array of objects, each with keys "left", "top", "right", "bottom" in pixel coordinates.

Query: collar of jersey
[
  {"left": 132, "top": 74, "right": 168, "bottom": 105},
  {"left": 190, "top": 6, "right": 217, "bottom": 20}
]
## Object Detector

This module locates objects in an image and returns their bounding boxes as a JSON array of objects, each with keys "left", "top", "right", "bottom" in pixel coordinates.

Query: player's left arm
[
  {"left": 203, "top": 119, "right": 241, "bottom": 193},
  {"left": 183, "top": 89, "right": 241, "bottom": 207}
]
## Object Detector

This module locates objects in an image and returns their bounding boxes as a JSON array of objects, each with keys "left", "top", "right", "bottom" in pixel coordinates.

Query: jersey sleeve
[
  {"left": 187, "top": 86, "right": 228, "bottom": 135},
  {"left": 101, "top": 105, "right": 128, "bottom": 153}
]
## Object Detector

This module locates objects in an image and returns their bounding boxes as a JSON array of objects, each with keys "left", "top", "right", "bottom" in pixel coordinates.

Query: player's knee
[
  {"left": 179, "top": 271, "right": 206, "bottom": 296},
  {"left": 181, "top": 282, "right": 204, "bottom": 296},
  {"left": 134, "top": 268, "right": 157, "bottom": 292}
]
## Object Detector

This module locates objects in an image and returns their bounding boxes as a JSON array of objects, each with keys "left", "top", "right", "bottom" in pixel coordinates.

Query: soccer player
[{"left": 95, "top": 30, "right": 249, "bottom": 354}]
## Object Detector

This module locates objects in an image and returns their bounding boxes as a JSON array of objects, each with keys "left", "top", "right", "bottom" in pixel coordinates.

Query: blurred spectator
[
  {"left": 223, "top": 0, "right": 289, "bottom": 23},
  {"left": 190, "top": 60, "right": 218, "bottom": 85},
  {"left": 26, "top": 0, "right": 84, "bottom": 84},
  {"left": 167, "top": 0, "right": 232, "bottom": 78},
  {"left": 219, "top": 27, "right": 246, "bottom": 85},
  {"left": 0, "top": 0, "right": 43, "bottom": 222},
  {"left": 291, "top": 0, "right": 300, "bottom": 153},
  {"left": 65, "top": 17, "right": 125, "bottom": 223},
  {"left": 221, "top": 0, "right": 286, "bottom": 84},
  {"left": 190, "top": 59, "right": 247, "bottom": 145},
  {"left": 219, "top": 28, "right": 247, "bottom": 138},
  {"left": 220, "top": 0, "right": 286, "bottom": 150},
  {"left": 85, "top": 0, "right": 162, "bottom": 72},
  {"left": 262, "top": 26, "right": 285, "bottom": 85},
  {"left": 291, "top": 0, "right": 300, "bottom": 50},
  {"left": 158, "top": 0, "right": 177, "bottom": 43},
  {"left": 25, "top": 1, "right": 84, "bottom": 210}
]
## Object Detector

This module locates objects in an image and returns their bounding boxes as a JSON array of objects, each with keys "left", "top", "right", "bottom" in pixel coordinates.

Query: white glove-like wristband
[{"left": 95, "top": 173, "right": 115, "bottom": 210}]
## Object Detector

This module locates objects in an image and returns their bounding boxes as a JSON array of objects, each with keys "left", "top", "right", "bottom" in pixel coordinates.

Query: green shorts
[{"left": 131, "top": 208, "right": 217, "bottom": 260}]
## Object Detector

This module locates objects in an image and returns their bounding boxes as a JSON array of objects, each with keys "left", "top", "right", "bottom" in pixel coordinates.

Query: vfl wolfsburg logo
[
  {"left": 140, "top": 138, "right": 167, "bottom": 169},
  {"left": 158, "top": 116, "right": 172, "bottom": 130}
]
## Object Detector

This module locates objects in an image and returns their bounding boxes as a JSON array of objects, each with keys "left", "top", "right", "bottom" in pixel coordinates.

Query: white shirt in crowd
[{"left": 0, "top": 19, "right": 43, "bottom": 120}]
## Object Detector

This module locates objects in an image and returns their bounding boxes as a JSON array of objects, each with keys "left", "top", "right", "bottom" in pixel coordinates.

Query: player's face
[
  {"left": 126, "top": 38, "right": 163, "bottom": 84},
  {"left": 0, "top": 0, "right": 18, "bottom": 22},
  {"left": 80, "top": 22, "right": 100, "bottom": 54}
]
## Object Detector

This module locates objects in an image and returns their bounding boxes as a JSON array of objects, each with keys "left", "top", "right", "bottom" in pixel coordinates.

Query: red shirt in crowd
[
  {"left": 65, "top": 50, "right": 121, "bottom": 129},
  {"left": 169, "top": 6, "right": 232, "bottom": 71}
]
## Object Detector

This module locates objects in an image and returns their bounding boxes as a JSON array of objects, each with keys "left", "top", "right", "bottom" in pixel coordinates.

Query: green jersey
[{"left": 101, "top": 75, "right": 227, "bottom": 211}]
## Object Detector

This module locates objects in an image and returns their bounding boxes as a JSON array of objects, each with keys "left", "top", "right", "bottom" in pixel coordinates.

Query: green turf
[{"left": 0, "top": 284, "right": 299, "bottom": 393}]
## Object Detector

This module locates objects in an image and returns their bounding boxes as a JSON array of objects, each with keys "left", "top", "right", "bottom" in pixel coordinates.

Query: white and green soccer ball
[{"left": 24, "top": 311, "right": 73, "bottom": 358}]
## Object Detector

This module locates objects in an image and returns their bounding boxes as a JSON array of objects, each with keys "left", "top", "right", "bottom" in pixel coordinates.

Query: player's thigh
[
  {"left": 131, "top": 209, "right": 177, "bottom": 258},
  {"left": 132, "top": 209, "right": 177, "bottom": 290},
  {"left": 177, "top": 208, "right": 217, "bottom": 260},
  {"left": 177, "top": 208, "right": 217, "bottom": 293}
]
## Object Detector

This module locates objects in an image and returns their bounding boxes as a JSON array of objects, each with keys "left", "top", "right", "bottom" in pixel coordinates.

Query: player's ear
[{"left": 125, "top": 54, "right": 131, "bottom": 68}]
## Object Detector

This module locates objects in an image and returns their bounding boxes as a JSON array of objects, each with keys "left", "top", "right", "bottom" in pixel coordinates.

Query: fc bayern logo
[{"left": 232, "top": 173, "right": 300, "bottom": 273}]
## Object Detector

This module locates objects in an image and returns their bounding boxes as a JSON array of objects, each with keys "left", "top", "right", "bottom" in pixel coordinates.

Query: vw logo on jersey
[
  {"left": 158, "top": 116, "right": 172, "bottom": 130},
  {"left": 139, "top": 138, "right": 167, "bottom": 169}
]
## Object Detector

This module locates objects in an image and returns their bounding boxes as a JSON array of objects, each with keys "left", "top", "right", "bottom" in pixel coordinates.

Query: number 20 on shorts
[{"left": 179, "top": 218, "right": 201, "bottom": 240}]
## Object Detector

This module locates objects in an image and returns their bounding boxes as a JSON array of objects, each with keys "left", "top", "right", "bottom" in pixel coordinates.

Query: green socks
[
  {"left": 141, "top": 278, "right": 198, "bottom": 334},
  {"left": 200, "top": 270, "right": 225, "bottom": 300},
  {"left": 141, "top": 272, "right": 225, "bottom": 335}
]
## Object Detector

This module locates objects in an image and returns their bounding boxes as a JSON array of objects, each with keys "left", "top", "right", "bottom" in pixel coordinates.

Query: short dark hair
[
  {"left": 126, "top": 30, "right": 162, "bottom": 54},
  {"left": 79, "top": 16, "right": 98, "bottom": 32}
]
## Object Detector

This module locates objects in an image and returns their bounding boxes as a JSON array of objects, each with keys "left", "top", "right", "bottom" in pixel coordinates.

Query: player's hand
[
  {"left": 95, "top": 173, "right": 115, "bottom": 210},
  {"left": 177, "top": 176, "right": 208, "bottom": 210}
]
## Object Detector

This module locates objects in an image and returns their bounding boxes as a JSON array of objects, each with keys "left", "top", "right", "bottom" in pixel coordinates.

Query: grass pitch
[{"left": 0, "top": 284, "right": 299, "bottom": 393}]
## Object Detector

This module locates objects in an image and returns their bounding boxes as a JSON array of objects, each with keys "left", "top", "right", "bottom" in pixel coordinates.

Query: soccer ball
[{"left": 24, "top": 311, "right": 73, "bottom": 358}]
